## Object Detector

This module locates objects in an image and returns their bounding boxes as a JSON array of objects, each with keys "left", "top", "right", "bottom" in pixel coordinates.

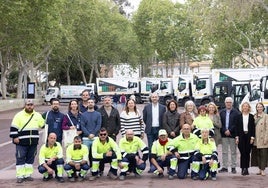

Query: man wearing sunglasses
[
  {"left": 10, "top": 99, "right": 44, "bottom": 183},
  {"left": 89, "top": 128, "right": 122, "bottom": 181}
]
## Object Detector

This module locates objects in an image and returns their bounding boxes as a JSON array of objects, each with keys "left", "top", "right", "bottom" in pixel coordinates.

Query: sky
[
  {"left": 128, "top": 0, "right": 186, "bottom": 11},
  {"left": 125, "top": 0, "right": 186, "bottom": 13}
]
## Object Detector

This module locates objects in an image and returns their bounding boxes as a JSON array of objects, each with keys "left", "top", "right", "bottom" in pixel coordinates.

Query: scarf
[{"left": 159, "top": 138, "right": 168, "bottom": 146}]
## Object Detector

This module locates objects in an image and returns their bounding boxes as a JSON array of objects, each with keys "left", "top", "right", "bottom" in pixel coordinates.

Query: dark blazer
[
  {"left": 143, "top": 103, "right": 166, "bottom": 134},
  {"left": 236, "top": 113, "right": 255, "bottom": 139},
  {"left": 219, "top": 108, "right": 240, "bottom": 138}
]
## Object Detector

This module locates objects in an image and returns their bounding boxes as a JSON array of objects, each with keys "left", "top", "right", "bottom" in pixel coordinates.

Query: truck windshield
[
  {"left": 178, "top": 82, "right": 186, "bottom": 92},
  {"left": 196, "top": 80, "right": 206, "bottom": 91},
  {"left": 46, "top": 89, "right": 55, "bottom": 95},
  {"left": 160, "top": 82, "right": 168, "bottom": 90},
  {"left": 128, "top": 82, "right": 137, "bottom": 88}
]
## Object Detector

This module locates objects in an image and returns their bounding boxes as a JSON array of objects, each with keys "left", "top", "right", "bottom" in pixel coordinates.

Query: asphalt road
[{"left": 0, "top": 104, "right": 268, "bottom": 188}]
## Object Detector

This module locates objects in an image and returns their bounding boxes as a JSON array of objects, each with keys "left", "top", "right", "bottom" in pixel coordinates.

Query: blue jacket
[
  {"left": 42, "top": 110, "right": 64, "bottom": 142},
  {"left": 219, "top": 108, "right": 240, "bottom": 138},
  {"left": 80, "top": 111, "right": 102, "bottom": 137}
]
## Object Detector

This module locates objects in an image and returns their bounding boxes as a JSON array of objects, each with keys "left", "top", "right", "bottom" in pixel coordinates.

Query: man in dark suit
[{"left": 143, "top": 93, "right": 166, "bottom": 172}]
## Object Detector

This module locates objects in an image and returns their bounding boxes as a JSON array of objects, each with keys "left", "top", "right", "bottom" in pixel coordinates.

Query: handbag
[{"left": 62, "top": 113, "right": 78, "bottom": 147}]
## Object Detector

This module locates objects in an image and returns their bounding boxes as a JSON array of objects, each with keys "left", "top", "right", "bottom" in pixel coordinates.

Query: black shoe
[
  {"left": 219, "top": 168, "right": 228, "bottom": 173},
  {"left": 241, "top": 168, "right": 246, "bottom": 176},
  {"left": 158, "top": 173, "right": 164, "bottom": 178},
  {"left": 244, "top": 168, "right": 249, "bottom": 175},
  {"left": 57, "top": 177, "right": 65, "bottom": 183},
  {"left": 24, "top": 177, "right": 34, "bottom": 181},
  {"left": 16, "top": 178, "right": 24, "bottom": 183},
  {"left": 231, "top": 168, "right": 237, "bottom": 174}
]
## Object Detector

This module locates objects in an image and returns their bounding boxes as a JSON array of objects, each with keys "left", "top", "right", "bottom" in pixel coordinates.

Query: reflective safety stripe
[
  {"left": 24, "top": 163, "right": 33, "bottom": 177},
  {"left": 16, "top": 165, "right": 25, "bottom": 178},
  {"left": 170, "top": 157, "right": 178, "bottom": 171},
  {"left": 111, "top": 159, "right": 118, "bottom": 170},
  {"left": 91, "top": 161, "right": 99, "bottom": 172},
  {"left": 19, "top": 135, "right": 39, "bottom": 139},
  {"left": 121, "top": 161, "right": 129, "bottom": 173},
  {"left": 57, "top": 165, "right": 64, "bottom": 177}
]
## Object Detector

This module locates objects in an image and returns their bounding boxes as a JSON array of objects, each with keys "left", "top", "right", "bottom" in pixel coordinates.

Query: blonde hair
[
  {"left": 207, "top": 102, "right": 218, "bottom": 114},
  {"left": 240, "top": 101, "right": 251, "bottom": 112}
]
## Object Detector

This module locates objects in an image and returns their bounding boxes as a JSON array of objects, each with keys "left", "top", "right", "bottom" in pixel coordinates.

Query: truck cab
[{"left": 213, "top": 81, "right": 251, "bottom": 109}]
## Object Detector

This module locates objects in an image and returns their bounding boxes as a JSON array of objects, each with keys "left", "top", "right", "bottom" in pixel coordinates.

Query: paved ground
[{"left": 1, "top": 103, "right": 268, "bottom": 187}]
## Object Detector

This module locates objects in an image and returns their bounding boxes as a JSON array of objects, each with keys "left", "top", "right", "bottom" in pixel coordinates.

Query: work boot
[
  {"left": 57, "top": 177, "right": 65, "bottom": 183},
  {"left": 24, "top": 176, "right": 34, "bottom": 181},
  {"left": 219, "top": 168, "right": 228, "bottom": 173},
  {"left": 16, "top": 178, "right": 24, "bottom": 183},
  {"left": 108, "top": 171, "right": 118, "bottom": 180}
]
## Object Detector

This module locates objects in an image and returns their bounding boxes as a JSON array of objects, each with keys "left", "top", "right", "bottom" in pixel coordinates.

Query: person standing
[
  {"left": 219, "top": 97, "right": 240, "bottom": 174},
  {"left": 118, "top": 129, "right": 149, "bottom": 180},
  {"left": 143, "top": 93, "right": 166, "bottom": 173},
  {"left": 9, "top": 99, "right": 44, "bottom": 183},
  {"left": 43, "top": 98, "right": 64, "bottom": 143},
  {"left": 143, "top": 93, "right": 166, "bottom": 152},
  {"left": 80, "top": 98, "right": 102, "bottom": 165},
  {"left": 38, "top": 132, "right": 64, "bottom": 182},
  {"left": 207, "top": 102, "right": 222, "bottom": 147},
  {"left": 169, "top": 123, "right": 199, "bottom": 179},
  {"left": 179, "top": 100, "right": 198, "bottom": 129},
  {"left": 97, "top": 96, "right": 121, "bottom": 141},
  {"left": 236, "top": 101, "right": 255, "bottom": 176},
  {"left": 79, "top": 89, "right": 98, "bottom": 113},
  {"left": 64, "top": 136, "right": 90, "bottom": 182},
  {"left": 120, "top": 99, "right": 144, "bottom": 138},
  {"left": 112, "top": 93, "right": 119, "bottom": 109},
  {"left": 163, "top": 99, "right": 180, "bottom": 139},
  {"left": 119, "top": 93, "right": 127, "bottom": 110},
  {"left": 89, "top": 128, "right": 122, "bottom": 181},
  {"left": 62, "top": 99, "right": 82, "bottom": 137},
  {"left": 251, "top": 102, "right": 268, "bottom": 176},
  {"left": 192, "top": 105, "right": 214, "bottom": 138}
]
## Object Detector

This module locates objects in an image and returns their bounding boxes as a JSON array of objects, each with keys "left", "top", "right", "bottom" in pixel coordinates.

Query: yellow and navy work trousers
[
  {"left": 91, "top": 156, "right": 118, "bottom": 177},
  {"left": 16, "top": 145, "right": 37, "bottom": 178},
  {"left": 38, "top": 158, "right": 64, "bottom": 178}
]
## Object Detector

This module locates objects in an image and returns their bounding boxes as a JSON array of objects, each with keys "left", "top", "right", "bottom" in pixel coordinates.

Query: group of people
[{"left": 9, "top": 89, "right": 268, "bottom": 184}]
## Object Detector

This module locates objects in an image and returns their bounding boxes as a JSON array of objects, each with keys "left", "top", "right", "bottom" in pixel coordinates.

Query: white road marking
[{"left": 0, "top": 141, "right": 12, "bottom": 147}]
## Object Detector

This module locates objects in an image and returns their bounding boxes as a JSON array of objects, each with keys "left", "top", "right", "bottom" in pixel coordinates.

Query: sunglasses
[
  {"left": 26, "top": 104, "right": 34, "bottom": 106},
  {"left": 99, "top": 133, "right": 107, "bottom": 136}
]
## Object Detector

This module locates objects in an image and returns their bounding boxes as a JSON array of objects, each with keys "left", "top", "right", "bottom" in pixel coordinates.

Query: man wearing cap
[
  {"left": 118, "top": 129, "right": 149, "bottom": 180},
  {"left": 168, "top": 123, "right": 199, "bottom": 179},
  {"left": 150, "top": 129, "right": 177, "bottom": 179},
  {"left": 10, "top": 99, "right": 45, "bottom": 183},
  {"left": 42, "top": 98, "right": 64, "bottom": 143}
]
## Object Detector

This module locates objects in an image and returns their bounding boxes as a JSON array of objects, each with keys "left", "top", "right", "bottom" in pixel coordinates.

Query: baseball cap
[
  {"left": 25, "top": 99, "right": 34, "bottom": 105},
  {"left": 158, "top": 129, "right": 167, "bottom": 136}
]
